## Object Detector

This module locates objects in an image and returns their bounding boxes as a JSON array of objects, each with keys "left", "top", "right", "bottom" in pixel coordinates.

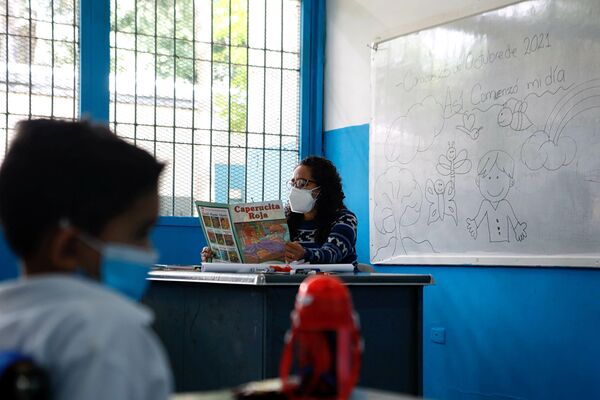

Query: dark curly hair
[{"left": 286, "top": 156, "right": 346, "bottom": 244}]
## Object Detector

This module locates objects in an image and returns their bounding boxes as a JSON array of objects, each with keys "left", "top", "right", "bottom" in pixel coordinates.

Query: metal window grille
[
  {"left": 110, "top": 0, "right": 301, "bottom": 216},
  {"left": 0, "top": 0, "right": 79, "bottom": 163}
]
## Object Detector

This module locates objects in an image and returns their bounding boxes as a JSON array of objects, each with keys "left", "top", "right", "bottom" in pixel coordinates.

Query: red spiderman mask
[{"left": 279, "top": 275, "right": 362, "bottom": 400}]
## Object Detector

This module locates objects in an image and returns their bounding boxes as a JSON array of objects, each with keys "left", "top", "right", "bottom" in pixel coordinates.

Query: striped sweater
[{"left": 292, "top": 208, "right": 358, "bottom": 264}]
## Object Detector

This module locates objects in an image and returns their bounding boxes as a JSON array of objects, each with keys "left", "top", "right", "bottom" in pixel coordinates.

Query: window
[
  {"left": 110, "top": 0, "right": 301, "bottom": 216},
  {"left": 0, "top": 0, "right": 79, "bottom": 163}
]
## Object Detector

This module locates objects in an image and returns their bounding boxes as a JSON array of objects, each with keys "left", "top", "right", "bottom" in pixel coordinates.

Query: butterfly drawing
[{"left": 425, "top": 178, "right": 457, "bottom": 225}]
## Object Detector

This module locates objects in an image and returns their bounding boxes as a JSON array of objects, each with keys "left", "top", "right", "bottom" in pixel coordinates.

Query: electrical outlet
[{"left": 431, "top": 327, "right": 446, "bottom": 344}]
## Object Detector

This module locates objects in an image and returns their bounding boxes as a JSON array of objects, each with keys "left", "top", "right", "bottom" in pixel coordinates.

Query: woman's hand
[
  {"left": 284, "top": 242, "right": 306, "bottom": 263},
  {"left": 201, "top": 246, "right": 214, "bottom": 262}
]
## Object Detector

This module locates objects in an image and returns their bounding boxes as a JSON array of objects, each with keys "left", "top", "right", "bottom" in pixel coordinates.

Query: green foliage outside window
[{"left": 113, "top": 0, "right": 249, "bottom": 133}]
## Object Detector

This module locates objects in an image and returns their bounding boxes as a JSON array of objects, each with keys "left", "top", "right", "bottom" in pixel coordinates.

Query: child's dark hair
[
  {"left": 286, "top": 156, "right": 346, "bottom": 244},
  {"left": 0, "top": 119, "right": 164, "bottom": 260}
]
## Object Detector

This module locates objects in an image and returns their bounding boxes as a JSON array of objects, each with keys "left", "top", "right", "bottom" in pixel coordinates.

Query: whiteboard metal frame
[{"left": 376, "top": 255, "right": 600, "bottom": 268}]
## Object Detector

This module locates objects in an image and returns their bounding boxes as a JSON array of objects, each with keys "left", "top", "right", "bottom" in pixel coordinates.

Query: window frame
[{"left": 79, "top": 0, "right": 324, "bottom": 220}]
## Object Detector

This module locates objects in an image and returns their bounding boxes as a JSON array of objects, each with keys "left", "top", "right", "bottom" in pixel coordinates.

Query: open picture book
[{"left": 195, "top": 200, "right": 290, "bottom": 263}]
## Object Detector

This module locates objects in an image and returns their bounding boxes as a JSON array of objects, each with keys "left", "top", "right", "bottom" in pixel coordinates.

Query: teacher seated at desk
[
  {"left": 201, "top": 156, "right": 358, "bottom": 265},
  {"left": 284, "top": 156, "right": 357, "bottom": 264}
]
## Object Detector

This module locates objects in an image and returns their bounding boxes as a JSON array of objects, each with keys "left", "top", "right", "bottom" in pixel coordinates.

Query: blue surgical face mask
[
  {"left": 100, "top": 243, "right": 158, "bottom": 301},
  {"left": 82, "top": 236, "right": 158, "bottom": 301}
]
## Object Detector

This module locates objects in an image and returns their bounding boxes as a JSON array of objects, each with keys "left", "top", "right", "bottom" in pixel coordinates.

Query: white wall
[{"left": 324, "top": 0, "right": 521, "bottom": 131}]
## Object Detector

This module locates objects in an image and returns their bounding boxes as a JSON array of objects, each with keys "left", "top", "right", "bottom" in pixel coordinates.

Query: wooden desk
[{"left": 144, "top": 270, "right": 433, "bottom": 395}]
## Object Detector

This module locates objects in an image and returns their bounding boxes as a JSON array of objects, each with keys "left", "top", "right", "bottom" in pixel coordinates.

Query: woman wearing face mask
[
  {"left": 201, "top": 156, "right": 357, "bottom": 265},
  {"left": 284, "top": 156, "right": 357, "bottom": 264}
]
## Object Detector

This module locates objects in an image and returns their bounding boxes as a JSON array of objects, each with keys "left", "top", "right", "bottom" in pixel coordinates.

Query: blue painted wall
[
  {"left": 324, "top": 124, "right": 370, "bottom": 263},
  {"left": 151, "top": 217, "right": 206, "bottom": 266},
  {"left": 324, "top": 124, "right": 600, "bottom": 399}
]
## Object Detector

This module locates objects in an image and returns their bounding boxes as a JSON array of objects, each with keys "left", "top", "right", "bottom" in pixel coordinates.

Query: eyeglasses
[{"left": 287, "top": 178, "right": 317, "bottom": 189}]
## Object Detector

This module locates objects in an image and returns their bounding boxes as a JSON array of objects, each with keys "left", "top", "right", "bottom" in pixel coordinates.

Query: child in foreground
[{"left": 0, "top": 119, "right": 172, "bottom": 400}]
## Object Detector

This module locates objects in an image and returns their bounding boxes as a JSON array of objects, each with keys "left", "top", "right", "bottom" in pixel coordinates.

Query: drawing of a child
[{"left": 466, "top": 150, "right": 527, "bottom": 242}]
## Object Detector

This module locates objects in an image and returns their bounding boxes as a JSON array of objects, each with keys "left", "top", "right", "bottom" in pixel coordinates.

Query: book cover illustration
[
  {"left": 230, "top": 201, "right": 290, "bottom": 263},
  {"left": 196, "top": 204, "right": 242, "bottom": 263},
  {"left": 196, "top": 200, "right": 290, "bottom": 263}
]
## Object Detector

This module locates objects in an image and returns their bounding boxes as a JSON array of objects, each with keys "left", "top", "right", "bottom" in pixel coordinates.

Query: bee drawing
[{"left": 497, "top": 98, "right": 533, "bottom": 131}]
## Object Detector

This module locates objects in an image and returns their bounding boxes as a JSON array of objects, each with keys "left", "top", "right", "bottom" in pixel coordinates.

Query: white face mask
[{"left": 289, "top": 186, "right": 319, "bottom": 214}]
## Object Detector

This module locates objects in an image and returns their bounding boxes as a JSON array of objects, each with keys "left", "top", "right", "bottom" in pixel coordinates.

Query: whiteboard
[{"left": 370, "top": 0, "right": 600, "bottom": 267}]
